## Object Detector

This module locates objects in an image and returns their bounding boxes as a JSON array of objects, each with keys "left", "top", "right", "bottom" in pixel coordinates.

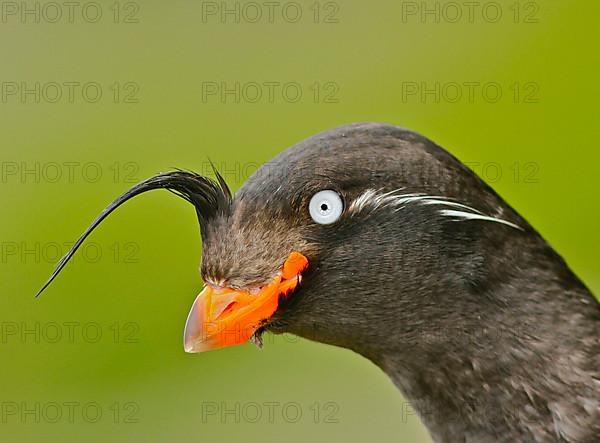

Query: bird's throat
[{"left": 371, "top": 292, "right": 599, "bottom": 443}]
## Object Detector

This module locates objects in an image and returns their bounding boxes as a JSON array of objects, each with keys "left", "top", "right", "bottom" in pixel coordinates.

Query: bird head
[{"left": 38, "top": 122, "right": 531, "bottom": 361}]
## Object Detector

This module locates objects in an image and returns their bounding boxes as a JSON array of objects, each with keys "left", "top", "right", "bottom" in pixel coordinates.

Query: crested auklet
[{"left": 38, "top": 123, "right": 600, "bottom": 443}]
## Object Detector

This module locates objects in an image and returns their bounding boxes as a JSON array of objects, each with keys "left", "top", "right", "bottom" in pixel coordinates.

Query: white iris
[{"left": 309, "top": 190, "right": 343, "bottom": 225}]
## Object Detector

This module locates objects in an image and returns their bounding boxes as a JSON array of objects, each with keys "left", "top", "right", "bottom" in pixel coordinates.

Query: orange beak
[{"left": 183, "top": 252, "right": 309, "bottom": 353}]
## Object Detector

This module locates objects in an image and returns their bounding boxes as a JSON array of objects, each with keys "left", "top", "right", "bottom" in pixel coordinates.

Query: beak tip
[{"left": 183, "top": 340, "right": 194, "bottom": 353}]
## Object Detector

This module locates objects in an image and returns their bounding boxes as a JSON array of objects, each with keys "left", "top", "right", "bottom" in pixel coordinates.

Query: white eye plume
[{"left": 309, "top": 190, "right": 344, "bottom": 225}]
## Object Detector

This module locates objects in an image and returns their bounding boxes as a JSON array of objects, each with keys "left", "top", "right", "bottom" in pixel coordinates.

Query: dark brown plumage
[{"left": 39, "top": 123, "right": 600, "bottom": 443}]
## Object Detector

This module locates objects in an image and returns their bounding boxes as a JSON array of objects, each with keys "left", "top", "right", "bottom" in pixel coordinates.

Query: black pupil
[{"left": 320, "top": 203, "right": 329, "bottom": 211}]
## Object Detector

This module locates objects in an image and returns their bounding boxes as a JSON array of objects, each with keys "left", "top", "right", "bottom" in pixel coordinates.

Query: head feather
[{"left": 36, "top": 169, "right": 231, "bottom": 297}]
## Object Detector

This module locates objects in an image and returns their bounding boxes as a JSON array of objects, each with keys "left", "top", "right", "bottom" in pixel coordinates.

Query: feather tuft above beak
[{"left": 36, "top": 168, "right": 232, "bottom": 297}]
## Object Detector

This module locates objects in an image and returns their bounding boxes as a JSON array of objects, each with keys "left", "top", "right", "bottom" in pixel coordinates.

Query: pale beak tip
[
  {"left": 183, "top": 292, "right": 204, "bottom": 353},
  {"left": 183, "top": 339, "right": 195, "bottom": 353}
]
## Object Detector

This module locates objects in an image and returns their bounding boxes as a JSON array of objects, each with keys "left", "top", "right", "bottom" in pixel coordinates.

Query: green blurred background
[{"left": 1, "top": 1, "right": 598, "bottom": 442}]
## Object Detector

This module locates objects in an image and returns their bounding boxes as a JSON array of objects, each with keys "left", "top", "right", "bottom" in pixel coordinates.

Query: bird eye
[{"left": 309, "top": 190, "right": 344, "bottom": 225}]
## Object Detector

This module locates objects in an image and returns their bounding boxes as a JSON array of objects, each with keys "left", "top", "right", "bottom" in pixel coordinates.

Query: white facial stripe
[
  {"left": 419, "top": 199, "right": 484, "bottom": 214},
  {"left": 349, "top": 189, "right": 392, "bottom": 212},
  {"left": 438, "top": 209, "right": 523, "bottom": 230},
  {"left": 348, "top": 188, "right": 522, "bottom": 230}
]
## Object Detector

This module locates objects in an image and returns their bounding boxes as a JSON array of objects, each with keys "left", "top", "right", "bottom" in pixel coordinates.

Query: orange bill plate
[{"left": 183, "top": 252, "right": 308, "bottom": 352}]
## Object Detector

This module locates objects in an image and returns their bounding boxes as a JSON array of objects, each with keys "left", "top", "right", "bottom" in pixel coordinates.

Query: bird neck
[{"left": 371, "top": 280, "right": 599, "bottom": 443}]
